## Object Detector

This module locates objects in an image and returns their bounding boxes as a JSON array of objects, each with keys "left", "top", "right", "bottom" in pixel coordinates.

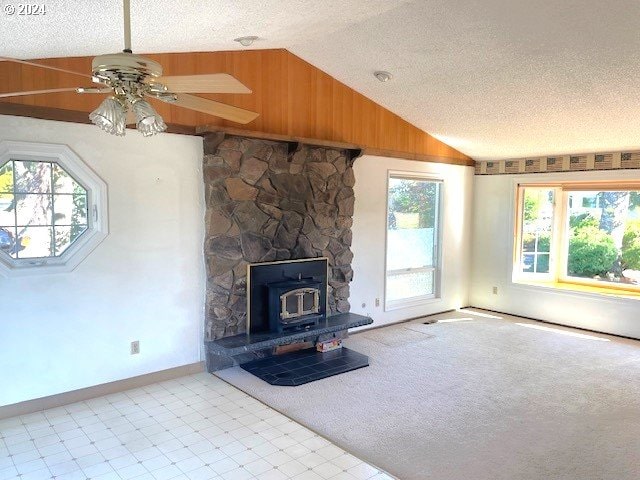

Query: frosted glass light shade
[
  {"left": 132, "top": 99, "right": 167, "bottom": 137},
  {"left": 89, "top": 97, "right": 127, "bottom": 136}
]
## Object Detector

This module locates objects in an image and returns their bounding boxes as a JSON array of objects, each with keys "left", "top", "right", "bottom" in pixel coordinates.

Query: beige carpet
[{"left": 217, "top": 309, "right": 640, "bottom": 480}]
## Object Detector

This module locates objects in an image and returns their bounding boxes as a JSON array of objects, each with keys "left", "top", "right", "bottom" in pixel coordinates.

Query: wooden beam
[
  {"left": 199, "top": 126, "right": 473, "bottom": 166},
  {"left": 363, "top": 147, "right": 475, "bottom": 167},
  {"left": 197, "top": 124, "right": 361, "bottom": 150}
]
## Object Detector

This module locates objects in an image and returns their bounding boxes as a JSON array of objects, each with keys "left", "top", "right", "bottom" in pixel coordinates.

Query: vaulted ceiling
[{"left": 2, "top": 0, "right": 640, "bottom": 160}]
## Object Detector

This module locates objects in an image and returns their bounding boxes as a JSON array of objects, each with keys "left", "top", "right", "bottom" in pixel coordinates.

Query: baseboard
[
  {"left": 352, "top": 308, "right": 459, "bottom": 333},
  {"left": 466, "top": 306, "right": 640, "bottom": 342},
  {"left": 0, "top": 362, "right": 206, "bottom": 420}
]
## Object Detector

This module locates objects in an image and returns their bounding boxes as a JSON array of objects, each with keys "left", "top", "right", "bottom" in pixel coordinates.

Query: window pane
[
  {"left": 0, "top": 227, "right": 18, "bottom": 258},
  {"left": 15, "top": 226, "right": 53, "bottom": 258},
  {"left": 520, "top": 189, "right": 554, "bottom": 274},
  {"left": 386, "top": 177, "right": 440, "bottom": 303},
  {"left": 14, "top": 161, "right": 52, "bottom": 193},
  {"left": 536, "top": 253, "right": 550, "bottom": 273},
  {"left": 0, "top": 159, "right": 91, "bottom": 262},
  {"left": 0, "top": 193, "right": 14, "bottom": 225},
  {"left": 387, "top": 271, "right": 434, "bottom": 302},
  {"left": 53, "top": 194, "right": 88, "bottom": 226},
  {"left": 0, "top": 162, "right": 13, "bottom": 193},
  {"left": 53, "top": 164, "right": 85, "bottom": 194},
  {"left": 387, "top": 178, "right": 438, "bottom": 270},
  {"left": 16, "top": 194, "right": 53, "bottom": 226},
  {"left": 567, "top": 190, "right": 640, "bottom": 286},
  {"left": 522, "top": 254, "right": 535, "bottom": 273},
  {"left": 54, "top": 225, "right": 87, "bottom": 256}
]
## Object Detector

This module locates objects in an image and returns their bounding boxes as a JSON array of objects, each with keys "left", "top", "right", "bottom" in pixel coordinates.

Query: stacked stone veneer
[{"left": 203, "top": 134, "right": 356, "bottom": 340}]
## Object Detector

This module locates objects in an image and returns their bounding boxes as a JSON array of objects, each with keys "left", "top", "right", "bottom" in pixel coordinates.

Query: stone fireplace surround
[{"left": 203, "top": 133, "right": 357, "bottom": 340}]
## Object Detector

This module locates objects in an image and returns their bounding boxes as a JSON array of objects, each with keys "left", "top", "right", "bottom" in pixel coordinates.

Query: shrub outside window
[
  {"left": 515, "top": 182, "right": 640, "bottom": 291},
  {"left": 0, "top": 141, "right": 108, "bottom": 275}
]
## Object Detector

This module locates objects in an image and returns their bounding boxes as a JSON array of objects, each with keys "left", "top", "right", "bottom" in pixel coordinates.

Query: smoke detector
[
  {"left": 374, "top": 71, "right": 393, "bottom": 82},
  {"left": 234, "top": 36, "right": 259, "bottom": 47}
]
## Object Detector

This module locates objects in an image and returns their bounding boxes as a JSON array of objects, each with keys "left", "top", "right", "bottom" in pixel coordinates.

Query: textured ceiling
[{"left": 2, "top": 0, "right": 640, "bottom": 160}]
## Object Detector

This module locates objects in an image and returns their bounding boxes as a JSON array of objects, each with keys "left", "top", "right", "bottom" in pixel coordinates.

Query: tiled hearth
[{"left": 0, "top": 374, "right": 392, "bottom": 480}]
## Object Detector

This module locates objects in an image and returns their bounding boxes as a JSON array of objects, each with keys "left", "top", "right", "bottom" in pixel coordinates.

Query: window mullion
[{"left": 555, "top": 188, "right": 569, "bottom": 283}]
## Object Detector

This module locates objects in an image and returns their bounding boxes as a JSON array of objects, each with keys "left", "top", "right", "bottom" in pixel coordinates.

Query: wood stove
[
  {"left": 267, "top": 275, "right": 323, "bottom": 333},
  {"left": 247, "top": 258, "right": 328, "bottom": 334}
]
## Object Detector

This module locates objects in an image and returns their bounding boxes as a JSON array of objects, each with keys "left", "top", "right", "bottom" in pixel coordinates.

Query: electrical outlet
[
  {"left": 492, "top": 286, "right": 498, "bottom": 295},
  {"left": 130, "top": 341, "right": 140, "bottom": 355},
  {"left": 375, "top": 298, "right": 380, "bottom": 307}
]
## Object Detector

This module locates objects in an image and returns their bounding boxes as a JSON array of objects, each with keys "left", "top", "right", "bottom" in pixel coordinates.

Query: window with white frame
[
  {"left": 0, "top": 141, "right": 108, "bottom": 275},
  {"left": 385, "top": 173, "right": 442, "bottom": 309},
  {"left": 515, "top": 182, "right": 640, "bottom": 291}
]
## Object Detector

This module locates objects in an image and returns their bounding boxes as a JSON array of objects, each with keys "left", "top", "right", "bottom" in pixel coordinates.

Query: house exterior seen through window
[
  {"left": 385, "top": 173, "right": 442, "bottom": 309},
  {"left": 0, "top": 142, "right": 108, "bottom": 275},
  {"left": 515, "top": 182, "right": 640, "bottom": 291},
  {"left": 0, "top": 160, "right": 88, "bottom": 259}
]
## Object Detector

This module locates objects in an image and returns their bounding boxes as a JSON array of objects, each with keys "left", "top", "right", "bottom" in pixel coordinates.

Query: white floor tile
[
  {"left": 117, "top": 461, "right": 149, "bottom": 479},
  {"left": 210, "top": 457, "right": 240, "bottom": 475},
  {"left": 0, "top": 466, "right": 17, "bottom": 480},
  {"left": 346, "top": 462, "right": 379, "bottom": 479},
  {"left": 312, "top": 461, "right": 343, "bottom": 479},
  {"left": 15, "top": 457, "right": 48, "bottom": 475},
  {"left": 292, "top": 471, "right": 324, "bottom": 480},
  {"left": 184, "top": 465, "right": 218, "bottom": 480},
  {"left": 150, "top": 464, "right": 182, "bottom": 480},
  {"left": 49, "top": 459, "right": 81, "bottom": 476},
  {"left": 141, "top": 454, "right": 172, "bottom": 472},
  {"left": 174, "top": 455, "right": 205, "bottom": 473},
  {"left": 256, "top": 469, "right": 288, "bottom": 480},
  {"left": 19, "top": 468, "right": 54, "bottom": 480},
  {"left": 278, "top": 459, "right": 308, "bottom": 477},
  {"left": 81, "top": 460, "right": 114, "bottom": 477},
  {"left": 0, "top": 374, "right": 393, "bottom": 480}
]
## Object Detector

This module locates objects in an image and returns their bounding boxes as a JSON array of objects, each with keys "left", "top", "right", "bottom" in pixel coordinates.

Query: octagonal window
[{"left": 0, "top": 142, "right": 107, "bottom": 275}]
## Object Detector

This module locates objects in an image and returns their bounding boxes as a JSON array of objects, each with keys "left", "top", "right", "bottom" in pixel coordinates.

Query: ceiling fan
[{"left": 0, "top": 0, "right": 258, "bottom": 137}]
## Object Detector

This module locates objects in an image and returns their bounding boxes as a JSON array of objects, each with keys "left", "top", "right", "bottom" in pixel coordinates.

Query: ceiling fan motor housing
[{"left": 91, "top": 53, "right": 163, "bottom": 84}]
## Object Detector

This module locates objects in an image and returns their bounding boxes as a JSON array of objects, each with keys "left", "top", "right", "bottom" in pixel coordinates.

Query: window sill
[
  {"left": 514, "top": 280, "right": 640, "bottom": 301},
  {"left": 385, "top": 295, "right": 440, "bottom": 311}
]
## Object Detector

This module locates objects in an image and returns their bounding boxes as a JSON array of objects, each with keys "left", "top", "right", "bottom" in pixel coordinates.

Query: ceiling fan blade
[
  {"left": 164, "top": 93, "right": 258, "bottom": 124},
  {"left": 0, "top": 87, "right": 108, "bottom": 98},
  {"left": 0, "top": 57, "right": 92, "bottom": 79},
  {"left": 155, "top": 74, "right": 252, "bottom": 94}
]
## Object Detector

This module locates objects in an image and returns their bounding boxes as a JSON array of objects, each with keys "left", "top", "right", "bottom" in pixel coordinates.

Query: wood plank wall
[{"left": 0, "top": 49, "right": 472, "bottom": 165}]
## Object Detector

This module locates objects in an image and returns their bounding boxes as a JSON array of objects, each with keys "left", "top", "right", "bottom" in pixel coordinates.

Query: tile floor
[{"left": 0, "top": 373, "right": 393, "bottom": 480}]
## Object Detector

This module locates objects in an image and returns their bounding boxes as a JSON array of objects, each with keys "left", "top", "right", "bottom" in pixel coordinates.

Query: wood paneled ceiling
[{"left": 0, "top": 49, "right": 472, "bottom": 165}]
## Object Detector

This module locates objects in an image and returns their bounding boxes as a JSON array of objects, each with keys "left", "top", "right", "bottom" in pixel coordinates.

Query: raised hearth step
[
  {"left": 205, "top": 312, "right": 373, "bottom": 356},
  {"left": 240, "top": 347, "right": 369, "bottom": 386}
]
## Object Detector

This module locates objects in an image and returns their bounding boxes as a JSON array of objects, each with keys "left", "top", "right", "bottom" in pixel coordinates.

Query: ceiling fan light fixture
[
  {"left": 89, "top": 96, "right": 127, "bottom": 136},
  {"left": 132, "top": 98, "right": 167, "bottom": 137},
  {"left": 234, "top": 36, "right": 259, "bottom": 47},
  {"left": 2, "top": 0, "right": 259, "bottom": 137}
]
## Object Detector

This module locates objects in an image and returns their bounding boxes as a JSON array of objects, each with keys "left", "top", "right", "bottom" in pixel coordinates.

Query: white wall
[
  {"left": 350, "top": 155, "right": 474, "bottom": 328},
  {"left": 470, "top": 170, "right": 640, "bottom": 339},
  {"left": 0, "top": 116, "right": 205, "bottom": 406}
]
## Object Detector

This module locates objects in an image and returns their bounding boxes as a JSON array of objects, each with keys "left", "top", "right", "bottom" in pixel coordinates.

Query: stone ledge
[{"left": 205, "top": 312, "right": 372, "bottom": 357}]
